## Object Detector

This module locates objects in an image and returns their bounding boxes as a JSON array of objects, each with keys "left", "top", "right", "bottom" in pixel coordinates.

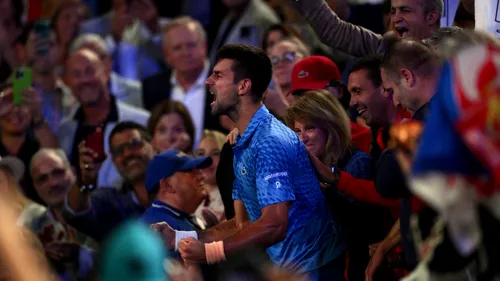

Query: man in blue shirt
[
  {"left": 142, "top": 149, "right": 212, "bottom": 231},
  {"left": 153, "top": 44, "right": 347, "bottom": 281}
]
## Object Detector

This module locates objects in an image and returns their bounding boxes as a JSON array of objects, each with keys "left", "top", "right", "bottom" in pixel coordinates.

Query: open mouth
[
  {"left": 358, "top": 109, "right": 367, "bottom": 116},
  {"left": 210, "top": 90, "right": 217, "bottom": 107},
  {"left": 394, "top": 27, "right": 409, "bottom": 38}
]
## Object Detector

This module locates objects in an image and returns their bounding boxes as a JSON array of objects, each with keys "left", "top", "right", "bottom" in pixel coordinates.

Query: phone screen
[
  {"left": 34, "top": 20, "right": 50, "bottom": 56},
  {"left": 86, "top": 127, "right": 106, "bottom": 163},
  {"left": 12, "top": 68, "right": 32, "bottom": 105}
]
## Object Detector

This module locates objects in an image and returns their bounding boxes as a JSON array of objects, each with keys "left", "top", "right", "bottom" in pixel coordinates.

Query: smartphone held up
[
  {"left": 86, "top": 127, "right": 106, "bottom": 163},
  {"left": 12, "top": 67, "right": 32, "bottom": 105}
]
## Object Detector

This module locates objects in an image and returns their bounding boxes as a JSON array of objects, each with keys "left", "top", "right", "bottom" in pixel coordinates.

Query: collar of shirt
[
  {"left": 170, "top": 60, "right": 210, "bottom": 91},
  {"left": 72, "top": 95, "right": 119, "bottom": 124},
  {"left": 150, "top": 200, "right": 190, "bottom": 218},
  {"left": 235, "top": 105, "right": 270, "bottom": 148}
]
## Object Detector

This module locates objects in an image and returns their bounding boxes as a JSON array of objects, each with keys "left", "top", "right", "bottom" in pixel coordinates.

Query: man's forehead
[
  {"left": 32, "top": 153, "right": 64, "bottom": 173},
  {"left": 214, "top": 59, "right": 234, "bottom": 72},
  {"left": 111, "top": 129, "right": 142, "bottom": 143}
]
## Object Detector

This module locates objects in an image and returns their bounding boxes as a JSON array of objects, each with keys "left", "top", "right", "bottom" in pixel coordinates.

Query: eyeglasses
[
  {"left": 34, "top": 168, "right": 66, "bottom": 185},
  {"left": 270, "top": 51, "right": 299, "bottom": 66},
  {"left": 387, "top": 121, "right": 424, "bottom": 156},
  {"left": 111, "top": 138, "right": 145, "bottom": 156}
]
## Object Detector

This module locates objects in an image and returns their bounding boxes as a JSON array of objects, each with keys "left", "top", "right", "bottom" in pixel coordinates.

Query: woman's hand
[{"left": 225, "top": 128, "right": 239, "bottom": 145}]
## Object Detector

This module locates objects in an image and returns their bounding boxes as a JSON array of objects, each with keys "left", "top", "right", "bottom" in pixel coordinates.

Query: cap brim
[
  {"left": 0, "top": 157, "right": 24, "bottom": 182},
  {"left": 288, "top": 80, "right": 331, "bottom": 96},
  {"left": 180, "top": 156, "right": 213, "bottom": 171}
]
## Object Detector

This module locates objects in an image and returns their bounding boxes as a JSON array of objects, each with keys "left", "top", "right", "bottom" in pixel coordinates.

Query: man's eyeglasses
[
  {"left": 34, "top": 168, "right": 66, "bottom": 185},
  {"left": 270, "top": 51, "right": 299, "bottom": 66},
  {"left": 111, "top": 138, "right": 145, "bottom": 156}
]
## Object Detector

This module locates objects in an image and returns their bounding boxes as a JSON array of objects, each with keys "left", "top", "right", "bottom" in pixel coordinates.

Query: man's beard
[{"left": 211, "top": 95, "right": 241, "bottom": 121}]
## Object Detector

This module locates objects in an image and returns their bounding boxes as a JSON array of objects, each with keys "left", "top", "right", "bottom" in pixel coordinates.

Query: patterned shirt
[{"left": 232, "top": 105, "right": 346, "bottom": 272}]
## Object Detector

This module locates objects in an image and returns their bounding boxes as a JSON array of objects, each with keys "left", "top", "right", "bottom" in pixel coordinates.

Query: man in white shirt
[{"left": 142, "top": 16, "right": 225, "bottom": 148}]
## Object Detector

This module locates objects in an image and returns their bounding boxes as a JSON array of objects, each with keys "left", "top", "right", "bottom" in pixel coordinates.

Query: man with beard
[
  {"left": 153, "top": 44, "right": 346, "bottom": 281},
  {"left": 59, "top": 49, "right": 149, "bottom": 190},
  {"left": 28, "top": 148, "right": 96, "bottom": 281},
  {"left": 63, "top": 121, "right": 156, "bottom": 242}
]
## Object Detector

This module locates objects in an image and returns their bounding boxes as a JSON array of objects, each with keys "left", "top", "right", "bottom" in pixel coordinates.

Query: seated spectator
[
  {"left": 63, "top": 122, "right": 155, "bottom": 242},
  {"left": 59, "top": 49, "right": 149, "bottom": 189},
  {"left": 268, "top": 38, "right": 311, "bottom": 104},
  {"left": 142, "top": 16, "right": 224, "bottom": 138},
  {"left": 0, "top": 84, "right": 58, "bottom": 204},
  {"left": 80, "top": 0, "right": 168, "bottom": 80},
  {"left": 70, "top": 33, "right": 144, "bottom": 108},
  {"left": 195, "top": 130, "right": 227, "bottom": 223},
  {"left": 142, "top": 149, "right": 211, "bottom": 229},
  {"left": 29, "top": 149, "right": 96, "bottom": 281},
  {"left": 208, "top": 0, "right": 280, "bottom": 63},
  {"left": 147, "top": 100, "right": 195, "bottom": 154},
  {"left": 50, "top": 1, "right": 87, "bottom": 70}
]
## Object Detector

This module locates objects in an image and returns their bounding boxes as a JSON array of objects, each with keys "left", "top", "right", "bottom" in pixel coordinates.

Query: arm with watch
[{"left": 63, "top": 141, "right": 132, "bottom": 242}]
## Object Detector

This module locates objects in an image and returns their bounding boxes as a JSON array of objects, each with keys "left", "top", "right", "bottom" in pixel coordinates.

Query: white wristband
[{"left": 174, "top": 230, "right": 198, "bottom": 251}]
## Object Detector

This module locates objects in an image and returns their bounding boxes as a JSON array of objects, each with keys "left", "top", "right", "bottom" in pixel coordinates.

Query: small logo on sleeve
[
  {"left": 276, "top": 182, "right": 281, "bottom": 188},
  {"left": 264, "top": 172, "right": 288, "bottom": 181}
]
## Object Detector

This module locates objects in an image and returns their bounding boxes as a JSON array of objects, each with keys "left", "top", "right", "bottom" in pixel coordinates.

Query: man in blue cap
[{"left": 141, "top": 149, "right": 213, "bottom": 231}]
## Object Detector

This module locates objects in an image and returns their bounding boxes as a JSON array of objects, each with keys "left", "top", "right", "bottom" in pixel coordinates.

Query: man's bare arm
[
  {"left": 223, "top": 202, "right": 290, "bottom": 256},
  {"left": 198, "top": 200, "right": 250, "bottom": 243}
]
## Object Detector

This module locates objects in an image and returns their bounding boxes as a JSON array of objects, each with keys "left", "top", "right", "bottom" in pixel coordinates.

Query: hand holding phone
[
  {"left": 12, "top": 68, "right": 32, "bottom": 105},
  {"left": 85, "top": 127, "right": 106, "bottom": 163},
  {"left": 33, "top": 20, "right": 50, "bottom": 57}
]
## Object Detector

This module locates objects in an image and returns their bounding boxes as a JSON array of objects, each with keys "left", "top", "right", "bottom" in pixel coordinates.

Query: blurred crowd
[{"left": 0, "top": 0, "right": 498, "bottom": 281}]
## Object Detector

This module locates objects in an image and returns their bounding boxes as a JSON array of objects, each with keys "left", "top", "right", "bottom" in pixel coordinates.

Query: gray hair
[
  {"left": 423, "top": 0, "right": 444, "bottom": 23},
  {"left": 30, "top": 148, "right": 71, "bottom": 175},
  {"left": 423, "top": 26, "right": 466, "bottom": 53},
  {"left": 70, "top": 33, "right": 110, "bottom": 58},
  {"left": 162, "top": 16, "right": 207, "bottom": 43}
]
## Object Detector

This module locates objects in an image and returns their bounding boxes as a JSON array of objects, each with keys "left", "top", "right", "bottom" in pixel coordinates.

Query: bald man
[{"left": 57, "top": 49, "right": 150, "bottom": 190}]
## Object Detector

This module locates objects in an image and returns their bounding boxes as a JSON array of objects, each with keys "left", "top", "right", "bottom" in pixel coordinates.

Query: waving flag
[{"left": 409, "top": 43, "right": 500, "bottom": 259}]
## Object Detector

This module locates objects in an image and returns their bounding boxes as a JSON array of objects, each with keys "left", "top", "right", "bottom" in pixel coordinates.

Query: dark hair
[
  {"left": 14, "top": 22, "right": 35, "bottom": 46},
  {"left": 381, "top": 39, "right": 439, "bottom": 83},
  {"left": 261, "top": 24, "right": 304, "bottom": 51},
  {"left": 348, "top": 54, "right": 384, "bottom": 88},
  {"left": 108, "top": 121, "right": 152, "bottom": 146},
  {"left": 215, "top": 44, "right": 272, "bottom": 101},
  {"left": 147, "top": 100, "right": 195, "bottom": 152}
]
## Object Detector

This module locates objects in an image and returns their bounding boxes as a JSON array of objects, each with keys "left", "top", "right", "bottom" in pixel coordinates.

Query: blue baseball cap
[
  {"left": 101, "top": 221, "right": 169, "bottom": 281},
  {"left": 145, "top": 149, "right": 212, "bottom": 192}
]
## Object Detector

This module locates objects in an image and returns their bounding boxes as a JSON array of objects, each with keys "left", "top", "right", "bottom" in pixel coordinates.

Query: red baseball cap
[{"left": 288, "top": 56, "right": 341, "bottom": 96}]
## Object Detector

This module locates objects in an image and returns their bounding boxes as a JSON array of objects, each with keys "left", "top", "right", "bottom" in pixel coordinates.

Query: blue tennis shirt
[{"left": 232, "top": 105, "right": 346, "bottom": 272}]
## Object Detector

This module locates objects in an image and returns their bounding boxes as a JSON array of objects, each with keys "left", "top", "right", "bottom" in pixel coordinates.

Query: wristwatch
[{"left": 322, "top": 166, "right": 341, "bottom": 190}]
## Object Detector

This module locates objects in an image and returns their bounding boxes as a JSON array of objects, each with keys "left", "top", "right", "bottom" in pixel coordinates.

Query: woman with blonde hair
[
  {"left": 194, "top": 130, "right": 227, "bottom": 225},
  {"left": 284, "top": 90, "right": 388, "bottom": 281}
]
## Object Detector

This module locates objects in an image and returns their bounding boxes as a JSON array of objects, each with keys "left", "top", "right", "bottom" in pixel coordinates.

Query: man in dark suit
[{"left": 142, "top": 16, "right": 225, "bottom": 148}]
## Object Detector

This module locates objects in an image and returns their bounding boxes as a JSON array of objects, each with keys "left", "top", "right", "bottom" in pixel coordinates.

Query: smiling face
[
  {"left": 65, "top": 51, "right": 107, "bottom": 107},
  {"left": 0, "top": 105, "right": 31, "bottom": 136},
  {"left": 391, "top": 0, "right": 437, "bottom": 40},
  {"left": 349, "top": 68, "right": 390, "bottom": 127},
  {"left": 195, "top": 136, "right": 221, "bottom": 186},
  {"left": 293, "top": 120, "right": 326, "bottom": 159},
  {"left": 31, "top": 152, "right": 75, "bottom": 208},
  {"left": 205, "top": 58, "right": 241, "bottom": 117},
  {"left": 110, "top": 129, "right": 155, "bottom": 183}
]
